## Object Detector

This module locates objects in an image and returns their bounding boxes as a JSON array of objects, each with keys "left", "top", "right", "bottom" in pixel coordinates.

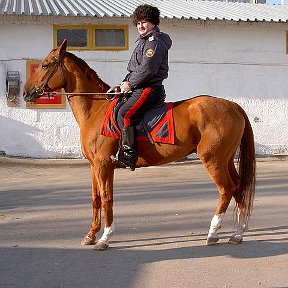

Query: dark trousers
[{"left": 116, "top": 85, "right": 166, "bottom": 130}]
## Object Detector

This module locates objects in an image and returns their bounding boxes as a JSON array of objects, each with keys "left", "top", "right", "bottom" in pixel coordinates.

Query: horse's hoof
[
  {"left": 94, "top": 241, "right": 109, "bottom": 251},
  {"left": 228, "top": 235, "right": 243, "bottom": 244},
  {"left": 81, "top": 235, "right": 96, "bottom": 246},
  {"left": 206, "top": 237, "right": 219, "bottom": 245}
]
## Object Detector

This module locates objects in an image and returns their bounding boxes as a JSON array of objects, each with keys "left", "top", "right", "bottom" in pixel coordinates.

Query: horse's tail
[{"left": 236, "top": 106, "right": 256, "bottom": 226}]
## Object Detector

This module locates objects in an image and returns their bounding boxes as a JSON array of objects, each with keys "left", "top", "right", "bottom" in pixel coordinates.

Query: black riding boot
[{"left": 112, "top": 126, "right": 138, "bottom": 171}]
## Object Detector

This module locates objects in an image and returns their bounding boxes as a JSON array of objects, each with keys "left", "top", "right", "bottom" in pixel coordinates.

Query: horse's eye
[{"left": 42, "top": 63, "right": 48, "bottom": 69}]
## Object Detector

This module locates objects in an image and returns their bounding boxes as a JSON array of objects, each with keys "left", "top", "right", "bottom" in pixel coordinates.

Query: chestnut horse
[{"left": 23, "top": 40, "right": 255, "bottom": 250}]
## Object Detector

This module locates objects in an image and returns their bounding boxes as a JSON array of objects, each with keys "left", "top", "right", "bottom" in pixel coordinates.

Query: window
[
  {"left": 94, "top": 27, "right": 125, "bottom": 49},
  {"left": 53, "top": 25, "right": 128, "bottom": 51},
  {"left": 57, "top": 28, "right": 88, "bottom": 48}
]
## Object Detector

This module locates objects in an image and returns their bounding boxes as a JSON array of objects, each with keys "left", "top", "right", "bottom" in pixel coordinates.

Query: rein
[{"left": 45, "top": 90, "right": 120, "bottom": 101}]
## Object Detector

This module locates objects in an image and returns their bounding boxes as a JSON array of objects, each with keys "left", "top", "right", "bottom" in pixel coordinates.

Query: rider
[{"left": 112, "top": 4, "right": 172, "bottom": 170}]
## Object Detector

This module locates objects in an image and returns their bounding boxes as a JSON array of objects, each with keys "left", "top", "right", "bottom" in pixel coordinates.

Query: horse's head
[{"left": 23, "top": 39, "right": 67, "bottom": 102}]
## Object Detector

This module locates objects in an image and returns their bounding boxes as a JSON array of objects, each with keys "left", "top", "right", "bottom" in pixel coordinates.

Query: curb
[{"left": 0, "top": 154, "right": 287, "bottom": 167}]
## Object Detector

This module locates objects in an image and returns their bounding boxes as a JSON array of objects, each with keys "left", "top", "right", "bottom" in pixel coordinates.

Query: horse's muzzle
[{"left": 23, "top": 88, "right": 38, "bottom": 102}]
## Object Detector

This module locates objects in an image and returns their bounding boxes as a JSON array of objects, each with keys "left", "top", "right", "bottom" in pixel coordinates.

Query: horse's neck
[
  {"left": 64, "top": 61, "right": 110, "bottom": 127},
  {"left": 68, "top": 83, "right": 109, "bottom": 123}
]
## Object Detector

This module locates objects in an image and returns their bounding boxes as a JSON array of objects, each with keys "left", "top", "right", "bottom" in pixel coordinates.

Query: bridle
[
  {"left": 31, "top": 51, "right": 66, "bottom": 98},
  {"left": 30, "top": 51, "right": 119, "bottom": 101}
]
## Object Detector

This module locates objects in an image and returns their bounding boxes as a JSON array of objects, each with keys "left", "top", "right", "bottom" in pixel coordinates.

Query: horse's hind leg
[
  {"left": 199, "top": 154, "right": 238, "bottom": 245},
  {"left": 228, "top": 206, "right": 247, "bottom": 244},
  {"left": 226, "top": 157, "right": 248, "bottom": 244},
  {"left": 226, "top": 157, "right": 246, "bottom": 244},
  {"left": 228, "top": 162, "right": 247, "bottom": 244}
]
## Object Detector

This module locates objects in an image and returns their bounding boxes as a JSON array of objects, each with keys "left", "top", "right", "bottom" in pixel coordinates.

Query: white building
[{"left": 0, "top": 0, "right": 287, "bottom": 158}]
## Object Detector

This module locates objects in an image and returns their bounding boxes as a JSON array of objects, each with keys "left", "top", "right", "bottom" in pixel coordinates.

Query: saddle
[{"left": 101, "top": 95, "right": 175, "bottom": 144}]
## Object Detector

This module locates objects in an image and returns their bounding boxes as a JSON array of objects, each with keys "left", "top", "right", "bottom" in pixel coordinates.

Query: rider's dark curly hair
[{"left": 132, "top": 4, "right": 160, "bottom": 26}]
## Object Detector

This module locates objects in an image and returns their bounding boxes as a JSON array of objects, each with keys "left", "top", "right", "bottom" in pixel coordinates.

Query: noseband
[{"left": 32, "top": 51, "right": 66, "bottom": 97}]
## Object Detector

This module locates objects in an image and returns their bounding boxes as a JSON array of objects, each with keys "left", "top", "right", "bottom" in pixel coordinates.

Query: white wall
[
  {"left": 164, "top": 21, "right": 288, "bottom": 155},
  {"left": 0, "top": 17, "right": 287, "bottom": 158}
]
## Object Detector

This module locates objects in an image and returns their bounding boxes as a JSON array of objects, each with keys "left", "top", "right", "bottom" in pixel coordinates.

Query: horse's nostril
[{"left": 23, "top": 90, "right": 32, "bottom": 102}]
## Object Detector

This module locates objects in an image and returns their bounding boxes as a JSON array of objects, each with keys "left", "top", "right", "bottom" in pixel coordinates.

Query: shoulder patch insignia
[{"left": 145, "top": 48, "right": 155, "bottom": 58}]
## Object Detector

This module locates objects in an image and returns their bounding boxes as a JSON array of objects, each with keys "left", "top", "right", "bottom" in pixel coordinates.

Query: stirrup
[{"left": 110, "top": 155, "right": 136, "bottom": 171}]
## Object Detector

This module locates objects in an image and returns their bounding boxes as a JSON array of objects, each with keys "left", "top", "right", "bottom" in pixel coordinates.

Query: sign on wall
[{"left": 26, "top": 60, "right": 66, "bottom": 109}]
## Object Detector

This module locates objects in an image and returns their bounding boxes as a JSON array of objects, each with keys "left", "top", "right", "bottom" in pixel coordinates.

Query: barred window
[{"left": 95, "top": 28, "right": 125, "bottom": 48}]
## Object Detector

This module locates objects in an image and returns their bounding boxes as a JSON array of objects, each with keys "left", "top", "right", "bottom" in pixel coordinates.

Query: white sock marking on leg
[
  {"left": 208, "top": 214, "right": 224, "bottom": 238},
  {"left": 99, "top": 222, "right": 115, "bottom": 243}
]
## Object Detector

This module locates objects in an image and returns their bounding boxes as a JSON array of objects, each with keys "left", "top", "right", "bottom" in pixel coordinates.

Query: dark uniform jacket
[{"left": 124, "top": 26, "right": 172, "bottom": 90}]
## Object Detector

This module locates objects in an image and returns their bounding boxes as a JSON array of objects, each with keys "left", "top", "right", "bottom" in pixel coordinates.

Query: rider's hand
[{"left": 120, "top": 81, "right": 131, "bottom": 94}]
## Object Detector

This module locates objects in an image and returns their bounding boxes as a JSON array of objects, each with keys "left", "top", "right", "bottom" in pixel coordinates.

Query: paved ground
[{"left": 0, "top": 156, "right": 287, "bottom": 288}]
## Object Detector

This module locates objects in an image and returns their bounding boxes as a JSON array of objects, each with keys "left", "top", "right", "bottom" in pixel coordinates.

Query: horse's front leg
[
  {"left": 93, "top": 160, "right": 115, "bottom": 251},
  {"left": 81, "top": 166, "right": 102, "bottom": 245}
]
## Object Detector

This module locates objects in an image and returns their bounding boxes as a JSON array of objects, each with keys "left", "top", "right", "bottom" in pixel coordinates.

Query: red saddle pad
[{"left": 101, "top": 98, "right": 174, "bottom": 145}]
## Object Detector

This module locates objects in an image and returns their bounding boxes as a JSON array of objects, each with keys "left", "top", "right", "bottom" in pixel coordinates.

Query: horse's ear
[
  {"left": 59, "top": 39, "right": 67, "bottom": 53},
  {"left": 54, "top": 39, "right": 67, "bottom": 59}
]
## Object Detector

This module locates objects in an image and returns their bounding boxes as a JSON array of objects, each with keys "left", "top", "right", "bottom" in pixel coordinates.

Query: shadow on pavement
[{"left": 1, "top": 231, "right": 288, "bottom": 288}]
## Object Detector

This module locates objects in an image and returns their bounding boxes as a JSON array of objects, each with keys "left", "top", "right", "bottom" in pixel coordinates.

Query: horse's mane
[{"left": 66, "top": 52, "right": 108, "bottom": 85}]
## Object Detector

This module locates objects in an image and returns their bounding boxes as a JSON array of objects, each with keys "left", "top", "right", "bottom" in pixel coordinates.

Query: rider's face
[{"left": 137, "top": 20, "right": 155, "bottom": 36}]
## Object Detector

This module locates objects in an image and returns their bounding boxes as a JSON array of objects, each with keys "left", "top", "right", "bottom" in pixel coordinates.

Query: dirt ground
[{"left": 0, "top": 156, "right": 287, "bottom": 288}]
